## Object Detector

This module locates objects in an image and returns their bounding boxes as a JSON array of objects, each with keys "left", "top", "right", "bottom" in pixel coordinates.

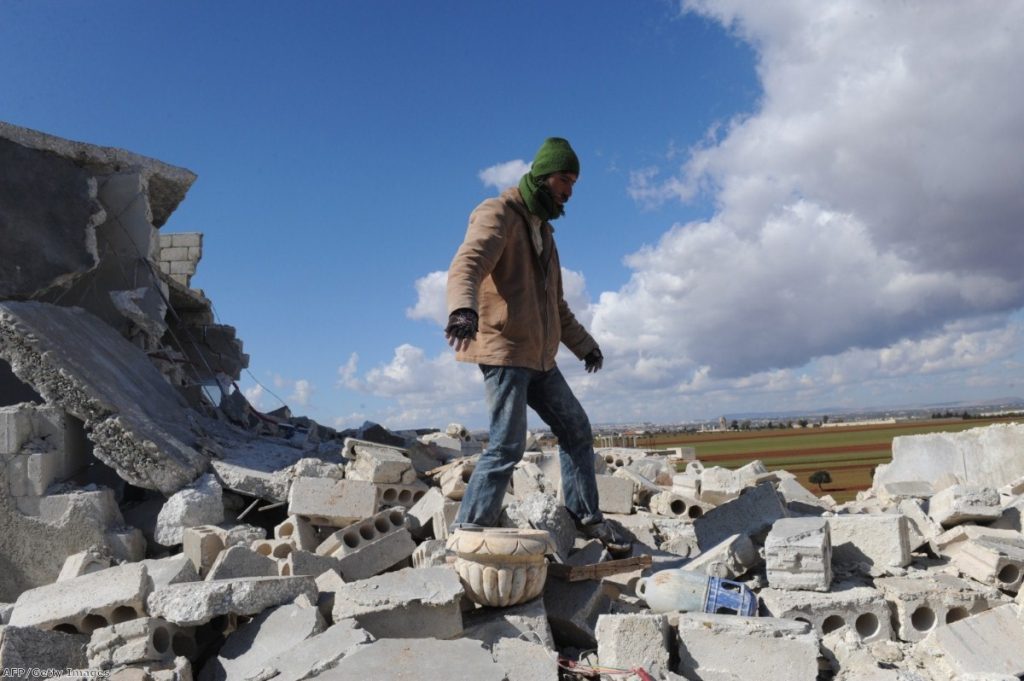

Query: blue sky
[{"left": 3, "top": 1, "right": 1023, "bottom": 430}]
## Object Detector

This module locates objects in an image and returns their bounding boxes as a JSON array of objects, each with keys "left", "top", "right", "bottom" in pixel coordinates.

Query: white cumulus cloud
[{"left": 478, "top": 159, "right": 530, "bottom": 191}]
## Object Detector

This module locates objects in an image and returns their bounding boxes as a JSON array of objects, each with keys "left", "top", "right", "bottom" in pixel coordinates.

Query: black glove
[
  {"left": 584, "top": 347, "right": 603, "bottom": 373},
  {"left": 445, "top": 308, "right": 478, "bottom": 351}
]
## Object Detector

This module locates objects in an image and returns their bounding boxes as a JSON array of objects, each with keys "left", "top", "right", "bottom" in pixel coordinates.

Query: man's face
[{"left": 544, "top": 172, "right": 577, "bottom": 206}]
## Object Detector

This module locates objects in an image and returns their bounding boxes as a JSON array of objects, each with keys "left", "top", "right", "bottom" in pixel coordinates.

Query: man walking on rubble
[{"left": 444, "top": 137, "right": 631, "bottom": 557}]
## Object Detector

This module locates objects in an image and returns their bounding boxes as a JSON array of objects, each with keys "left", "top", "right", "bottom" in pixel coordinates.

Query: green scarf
[{"left": 519, "top": 172, "right": 564, "bottom": 221}]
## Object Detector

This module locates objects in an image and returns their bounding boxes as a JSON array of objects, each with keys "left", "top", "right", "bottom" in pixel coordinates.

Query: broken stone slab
[
  {"left": 917, "top": 603, "right": 1024, "bottom": 680},
  {"left": 492, "top": 637, "right": 560, "bottom": 681},
  {"left": 279, "top": 549, "right": 343, "bottom": 578},
  {"left": 876, "top": 480, "right": 934, "bottom": 506},
  {"left": 0, "top": 302, "right": 206, "bottom": 494},
  {"left": 205, "top": 545, "right": 278, "bottom": 581},
  {"left": 501, "top": 492, "right": 576, "bottom": 561},
  {"left": 406, "top": 486, "right": 446, "bottom": 540},
  {"left": 287, "top": 476, "right": 377, "bottom": 526},
  {"left": 155, "top": 472, "right": 224, "bottom": 546},
  {"left": 827, "top": 513, "right": 911, "bottom": 576},
  {"left": 897, "top": 498, "right": 944, "bottom": 552},
  {"left": 760, "top": 581, "right": 894, "bottom": 643},
  {"left": 683, "top": 533, "right": 759, "bottom": 579},
  {"left": 0, "top": 625, "right": 89, "bottom": 671},
  {"left": 140, "top": 555, "right": 198, "bottom": 590},
  {"left": 694, "top": 481, "right": 789, "bottom": 551},
  {"left": 9, "top": 561, "right": 150, "bottom": 633},
  {"left": 935, "top": 525, "right": 1024, "bottom": 592},
  {"left": 198, "top": 601, "right": 324, "bottom": 681},
  {"left": 612, "top": 467, "right": 661, "bottom": 506},
  {"left": 698, "top": 466, "right": 742, "bottom": 506},
  {"left": 777, "top": 476, "right": 832, "bottom": 513},
  {"left": 765, "top": 517, "right": 832, "bottom": 591},
  {"left": 244, "top": 618, "right": 374, "bottom": 681},
  {"left": 625, "top": 456, "right": 675, "bottom": 486},
  {"left": 876, "top": 573, "right": 1009, "bottom": 642},
  {"left": 313, "top": 569, "right": 346, "bottom": 623},
  {"left": 316, "top": 637, "right": 506, "bottom": 680},
  {"left": 462, "top": 595, "right": 555, "bottom": 650},
  {"left": 512, "top": 460, "right": 548, "bottom": 499},
  {"left": 543, "top": 573, "right": 614, "bottom": 649},
  {"left": 86, "top": 617, "right": 193, "bottom": 670},
  {"left": 595, "top": 474, "right": 635, "bottom": 514},
  {"left": 146, "top": 575, "right": 317, "bottom": 627},
  {"left": 206, "top": 430, "right": 324, "bottom": 503},
  {"left": 928, "top": 484, "right": 1002, "bottom": 527},
  {"left": 875, "top": 423, "right": 1024, "bottom": 491},
  {"left": 330, "top": 566, "right": 463, "bottom": 639},
  {"left": 344, "top": 438, "right": 416, "bottom": 484},
  {"left": 56, "top": 547, "right": 112, "bottom": 582},
  {"left": 654, "top": 516, "right": 700, "bottom": 559},
  {"left": 674, "top": 613, "right": 820, "bottom": 681},
  {"left": 440, "top": 460, "right": 475, "bottom": 500},
  {"left": 595, "top": 613, "right": 671, "bottom": 680}
]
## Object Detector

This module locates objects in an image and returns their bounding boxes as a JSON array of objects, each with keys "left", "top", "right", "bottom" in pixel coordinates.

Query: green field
[{"left": 631, "top": 417, "right": 1019, "bottom": 502}]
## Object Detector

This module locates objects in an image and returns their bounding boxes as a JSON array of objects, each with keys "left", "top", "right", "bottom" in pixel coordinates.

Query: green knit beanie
[{"left": 530, "top": 137, "right": 580, "bottom": 177}]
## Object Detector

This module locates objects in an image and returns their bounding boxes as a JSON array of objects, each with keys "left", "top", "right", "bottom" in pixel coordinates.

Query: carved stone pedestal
[{"left": 446, "top": 528, "right": 555, "bottom": 607}]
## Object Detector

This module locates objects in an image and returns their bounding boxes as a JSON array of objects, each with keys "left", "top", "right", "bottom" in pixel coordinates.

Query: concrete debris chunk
[
  {"left": 876, "top": 573, "right": 1008, "bottom": 642},
  {"left": 405, "top": 486, "right": 446, "bottom": 539},
  {"left": 87, "top": 616, "right": 193, "bottom": 669},
  {"left": 462, "top": 596, "right": 555, "bottom": 650},
  {"left": 318, "top": 637, "right": 506, "bottom": 680},
  {"left": 682, "top": 533, "right": 759, "bottom": 579},
  {"left": 247, "top": 619, "right": 374, "bottom": 681},
  {"left": 765, "top": 516, "right": 832, "bottom": 591},
  {"left": 205, "top": 545, "right": 278, "bottom": 581},
  {"left": 650, "top": 490, "right": 705, "bottom": 520},
  {"left": 918, "top": 603, "right": 1024, "bottom": 680},
  {"left": 287, "top": 476, "right": 377, "bottom": 527},
  {"left": 0, "top": 302, "right": 206, "bottom": 494},
  {"left": 928, "top": 484, "right": 1002, "bottom": 527},
  {"left": 595, "top": 613, "right": 671, "bottom": 679},
  {"left": 274, "top": 514, "right": 319, "bottom": 551},
  {"left": 935, "top": 525, "right": 1024, "bottom": 592},
  {"left": 140, "top": 555, "right": 199, "bottom": 590},
  {"left": 827, "top": 513, "right": 911, "bottom": 576},
  {"left": 492, "top": 637, "right": 560, "bottom": 681},
  {"left": 330, "top": 566, "right": 464, "bottom": 640},
  {"left": 675, "top": 613, "right": 820, "bottom": 681},
  {"left": 154, "top": 472, "right": 224, "bottom": 546},
  {"left": 344, "top": 438, "right": 416, "bottom": 484},
  {"left": 0, "top": 625, "right": 89, "bottom": 671},
  {"left": 146, "top": 575, "right": 317, "bottom": 627},
  {"left": 502, "top": 492, "right": 577, "bottom": 560},
  {"left": 56, "top": 547, "right": 112, "bottom": 582},
  {"left": 9, "top": 561, "right": 150, "bottom": 633},
  {"left": 595, "top": 474, "right": 635, "bottom": 514},
  {"left": 440, "top": 460, "right": 475, "bottom": 500},
  {"left": 412, "top": 539, "right": 448, "bottom": 568},
  {"left": 694, "top": 481, "right": 788, "bottom": 550},
  {"left": 760, "top": 582, "right": 894, "bottom": 643},
  {"left": 183, "top": 525, "right": 227, "bottom": 577}
]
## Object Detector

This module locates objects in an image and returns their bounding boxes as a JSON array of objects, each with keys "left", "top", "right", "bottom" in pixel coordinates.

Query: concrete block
[
  {"left": 412, "top": 539, "right": 448, "bottom": 568},
  {"left": 332, "top": 526, "right": 417, "bottom": 580},
  {"left": 626, "top": 456, "right": 675, "bottom": 486},
  {"left": 198, "top": 601, "right": 324, "bottom": 681},
  {"left": 314, "top": 569, "right": 346, "bottom": 622},
  {"left": 281, "top": 549, "right": 343, "bottom": 578},
  {"left": 492, "top": 637, "right": 559, "bottom": 681},
  {"left": 146, "top": 575, "right": 317, "bottom": 627},
  {"left": 827, "top": 514, "right": 911, "bottom": 576},
  {"left": 0, "top": 626, "right": 89, "bottom": 671},
  {"left": 596, "top": 474, "right": 635, "bottom": 514},
  {"left": 331, "top": 566, "right": 463, "bottom": 639},
  {"left": 675, "top": 613, "right": 819, "bottom": 681},
  {"left": 683, "top": 533, "right": 759, "bottom": 579},
  {"left": 512, "top": 461, "right": 547, "bottom": 499},
  {"left": 432, "top": 500, "right": 461, "bottom": 540},
  {"left": 760, "top": 582, "right": 893, "bottom": 643},
  {"left": 671, "top": 462, "right": 702, "bottom": 498},
  {"left": 87, "top": 617, "right": 194, "bottom": 669},
  {"left": 613, "top": 466, "right": 661, "bottom": 506},
  {"left": 376, "top": 480, "right": 429, "bottom": 509},
  {"left": 105, "top": 527, "right": 147, "bottom": 564},
  {"left": 316, "top": 506, "right": 408, "bottom": 557},
  {"left": 274, "top": 514, "right": 319, "bottom": 551},
  {"left": 182, "top": 524, "right": 226, "bottom": 577},
  {"left": 251, "top": 538, "right": 295, "bottom": 561},
  {"left": 897, "top": 498, "right": 944, "bottom": 551},
  {"left": 154, "top": 473, "right": 224, "bottom": 546},
  {"left": 876, "top": 573, "right": 1008, "bottom": 642},
  {"left": 694, "top": 482, "right": 788, "bottom": 551},
  {"left": 877, "top": 480, "right": 933, "bottom": 506},
  {"left": 56, "top": 548, "right": 112, "bottom": 582},
  {"left": 777, "top": 476, "right": 832, "bottom": 512},
  {"left": 698, "top": 466, "right": 742, "bottom": 505},
  {"left": 345, "top": 438, "right": 415, "bottom": 484},
  {"left": 766, "top": 517, "right": 832, "bottom": 591},
  {"left": 936, "top": 525, "right": 1024, "bottom": 592},
  {"left": 170, "top": 232, "right": 202, "bottom": 248},
  {"left": 406, "top": 486, "right": 446, "bottom": 539},
  {"left": 323, "top": 637, "right": 505, "bottom": 680},
  {"left": 244, "top": 618, "right": 373, "bottom": 681},
  {"left": 650, "top": 491, "right": 706, "bottom": 520},
  {"left": 462, "top": 596, "right": 555, "bottom": 649},
  {"left": 205, "top": 545, "right": 278, "bottom": 581},
  {"left": 161, "top": 246, "right": 188, "bottom": 261},
  {"left": 918, "top": 604, "right": 1024, "bottom": 680},
  {"left": 440, "top": 461, "right": 475, "bottom": 500},
  {"left": 502, "top": 492, "right": 577, "bottom": 560},
  {"left": 543, "top": 575, "right": 614, "bottom": 648},
  {"left": 287, "top": 477, "right": 377, "bottom": 527},
  {"left": 928, "top": 484, "right": 1002, "bottom": 527},
  {"left": 9, "top": 562, "right": 150, "bottom": 635},
  {"left": 595, "top": 613, "right": 671, "bottom": 679}
]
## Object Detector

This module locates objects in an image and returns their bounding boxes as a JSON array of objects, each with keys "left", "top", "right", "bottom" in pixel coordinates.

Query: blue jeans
[{"left": 454, "top": 364, "right": 603, "bottom": 528}]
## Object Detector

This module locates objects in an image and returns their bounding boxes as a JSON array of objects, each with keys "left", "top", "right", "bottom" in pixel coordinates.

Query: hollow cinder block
[{"left": 287, "top": 477, "right": 378, "bottom": 527}]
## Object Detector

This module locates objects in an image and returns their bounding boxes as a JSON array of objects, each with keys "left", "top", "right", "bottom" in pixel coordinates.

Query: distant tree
[
  {"left": 798, "top": 419, "right": 809, "bottom": 428},
  {"left": 741, "top": 420, "right": 752, "bottom": 431},
  {"left": 730, "top": 420, "right": 739, "bottom": 431},
  {"left": 809, "top": 470, "right": 832, "bottom": 492},
  {"left": 822, "top": 415, "right": 830, "bottom": 424}
]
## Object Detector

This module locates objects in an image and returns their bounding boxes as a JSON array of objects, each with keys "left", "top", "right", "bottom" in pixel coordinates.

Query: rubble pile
[{"left": 2, "top": 123, "right": 1024, "bottom": 680}]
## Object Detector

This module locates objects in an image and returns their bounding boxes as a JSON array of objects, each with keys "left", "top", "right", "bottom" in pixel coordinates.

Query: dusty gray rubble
[{"left": 3, "top": 121, "right": 1024, "bottom": 680}]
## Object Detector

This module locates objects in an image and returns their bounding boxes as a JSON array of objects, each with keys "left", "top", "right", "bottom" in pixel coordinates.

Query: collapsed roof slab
[{"left": 0, "top": 301, "right": 207, "bottom": 494}]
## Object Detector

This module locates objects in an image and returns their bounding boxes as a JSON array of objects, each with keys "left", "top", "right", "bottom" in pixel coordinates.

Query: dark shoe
[{"left": 580, "top": 520, "right": 632, "bottom": 559}]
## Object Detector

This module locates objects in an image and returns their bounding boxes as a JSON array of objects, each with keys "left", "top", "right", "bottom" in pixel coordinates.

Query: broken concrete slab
[
  {"left": 935, "top": 525, "right": 1024, "bottom": 592},
  {"left": 406, "top": 486, "right": 446, "bottom": 540},
  {"left": 927, "top": 484, "right": 1002, "bottom": 527},
  {"left": 682, "top": 533, "right": 759, "bottom": 579},
  {"left": 56, "top": 547, "right": 112, "bottom": 582},
  {"left": 502, "top": 492, "right": 576, "bottom": 560},
  {"left": 694, "top": 481, "right": 788, "bottom": 550},
  {"left": 462, "top": 596, "right": 555, "bottom": 650},
  {"left": 595, "top": 474, "right": 635, "bottom": 514},
  {"left": 543, "top": 574, "right": 614, "bottom": 649},
  {"left": 288, "top": 476, "right": 377, "bottom": 526},
  {"left": 345, "top": 438, "right": 415, "bottom": 484},
  {"left": 155, "top": 472, "right": 224, "bottom": 546},
  {"left": 87, "top": 617, "right": 193, "bottom": 670},
  {"left": 0, "top": 301, "right": 206, "bottom": 494},
  {"left": 140, "top": 555, "right": 198, "bottom": 590},
  {"left": 876, "top": 573, "right": 1008, "bottom": 642},
  {"left": 760, "top": 581, "right": 893, "bottom": 643},
  {"left": 492, "top": 637, "right": 560, "bottom": 681},
  {"left": 9, "top": 561, "right": 150, "bottom": 633},
  {"left": 205, "top": 545, "right": 278, "bottom": 580},
  {"left": 198, "top": 601, "right": 324, "bottom": 681},
  {"left": 316, "top": 637, "right": 506, "bottom": 680},
  {"left": 245, "top": 619, "right": 374, "bottom": 681},
  {"left": 0, "top": 625, "right": 89, "bottom": 671},
  {"left": 595, "top": 613, "right": 671, "bottom": 679},
  {"left": 828, "top": 513, "right": 911, "bottom": 576},
  {"left": 675, "top": 613, "right": 820, "bottom": 681},
  {"left": 146, "top": 575, "right": 317, "bottom": 627},
  {"left": 330, "top": 566, "right": 463, "bottom": 640}
]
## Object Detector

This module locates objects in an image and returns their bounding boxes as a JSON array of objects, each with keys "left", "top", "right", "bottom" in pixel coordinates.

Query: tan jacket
[{"left": 446, "top": 187, "right": 598, "bottom": 371}]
